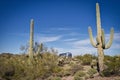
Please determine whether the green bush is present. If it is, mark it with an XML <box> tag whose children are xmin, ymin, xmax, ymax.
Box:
<box><xmin>70</xmin><ymin>64</ymin><xmax>83</xmax><ymax>75</ymax></box>
<box><xmin>102</xmin><ymin>55</ymin><xmax>120</xmax><ymax>77</ymax></box>
<box><xmin>101</xmin><ymin>69</ymin><xmax>112</xmax><ymax>77</ymax></box>
<box><xmin>81</xmin><ymin>54</ymin><xmax>92</xmax><ymax>65</ymax></box>
<box><xmin>87</xmin><ymin>68</ymin><xmax>97</xmax><ymax>78</ymax></box>
<box><xmin>74</xmin><ymin>55</ymin><xmax>83</xmax><ymax>61</ymax></box>
<box><xmin>74</xmin><ymin>71</ymin><xmax>86</xmax><ymax>80</ymax></box>
<box><xmin>75</xmin><ymin>71</ymin><xmax>86</xmax><ymax>77</ymax></box>
<box><xmin>0</xmin><ymin>53</ymin><xmax>61</xmax><ymax>80</ymax></box>
<box><xmin>74</xmin><ymin>76</ymin><xmax>84</xmax><ymax>80</ymax></box>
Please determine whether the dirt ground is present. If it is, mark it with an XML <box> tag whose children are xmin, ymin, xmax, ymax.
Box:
<box><xmin>87</xmin><ymin>76</ymin><xmax>120</xmax><ymax>80</ymax></box>
<box><xmin>61</xmin><ymin>76</ymin><xmax>120</xmax><ymax>80</ymax></box>
<box><xmin>62</xmin><ymin>76</ymin><xmax>74</xmax><ymax>80</ymax></box>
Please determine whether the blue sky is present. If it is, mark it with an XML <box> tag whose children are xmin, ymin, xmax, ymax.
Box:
<box><xmin>0</xmin><ymin>0</ymin><xmax>120</xmax><ymax>56</ymax></box>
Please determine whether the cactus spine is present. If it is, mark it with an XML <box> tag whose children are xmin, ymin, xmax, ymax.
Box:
<box><xmin>29</xmin><ymin>19</ymin><xmax>34</xmax><ymax>61</ymax></box>
<box><xmin>88</xmin><ymin>3</ymin><xmax>114</xmax><ymax>73</ymax></box>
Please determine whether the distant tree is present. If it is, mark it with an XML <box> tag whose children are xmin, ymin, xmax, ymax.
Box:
<box><xmin>50</xmin><ymin>47</ymin><xmax>58</xmax><ymax>54</ymax></box>
<box><xmin>20</xmin><ymin>45</ymin><xmax>25</xmax><ymax>51</ymax></box>
<box><xmin>34</xmin><ymin>42</ymin><xmax>39</xmax><ymax>53</ymax></box>
<box><xmin>20</xmin><ymin>43</ymin><xmax>29</xmax><ymax>54</ymax></box>
<box><xmin>20</xmin><ymin>42</ymin><xmax>57</xmax><ymax>56</ymax></box>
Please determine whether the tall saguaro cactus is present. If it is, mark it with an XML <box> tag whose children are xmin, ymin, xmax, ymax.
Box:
<box><xmin>29</xmin><ymin>19</ymin><xmax>34</xmax><ymax>61</ymax></box>
<box><xmin>88</xmin><ymin>3</ymin><xmax>114</xmax><ymax>73</ymax></box>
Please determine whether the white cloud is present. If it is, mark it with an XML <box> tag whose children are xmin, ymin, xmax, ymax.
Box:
<box><xmin>111</xmin><ymin>44</ymin><xmax>120</xmax><ymax>49</ymax></box>
<box><xmin>72</xmin><ymin>39</ymin><xmax>90</xmax><ymax>46</ymax></box>
<box><xmin>55</xmin><ymin>47</ymin><xmax>97</xmax><ymax>56</ymax></box>
<box><xmin>105</xmin><ymin>32</ymin><xmax>120</xmax><ymax>41</ymax></box>
<box><xmin>51</xmin><ymin>27</ymin><xmax>71</xmax><ymax>31</ymax></box>
<box><xmin>62</xmin><ymin>38</ymin><xmax>78</xmax><ymax>42</ymax></box>
<box><xmin>36</xmin><ymin>36</ymin><xmax>61</xmax><ymax>43</ymax></box>
<box><xmin>67</xmin><ymin>32</ymin><xmax>80</xmax><ymax>36</ymax></box>
<box><xmin>69</xmin><ymin>47</ymin><xmax>97</xmax><ymax>55</ymax></box>
<box><xmin>57</xmin><ymin>28</ymin><xmax>71</xmax><ymax>31</ymax></box>
<box><xmin>55</xmin><ymin>38</ymin><xmax>97</xmax><ymax>56</ymax></box>
<box><xmin>56</xmin><ymin>32</ymin><xmax>120</xmax><ymax>56</ymax></box>
<box><xmin>34</xmin><ymin>32</ymin><xmax>120</xmax><ymax>56</ymax></box>
<box><xmin>114</xmin><ymin>33</ymin><xmax>120</xmax><ymax>41</ymax></box>
<box><xmin>54</xmin><ymin>47</ymin><xmax>66</xmax><ymax>53</ymax></box>
<box><xmin>69</xmin><ymin>39</ymin><xmax>97</xmax><ymax>55</ymax></box>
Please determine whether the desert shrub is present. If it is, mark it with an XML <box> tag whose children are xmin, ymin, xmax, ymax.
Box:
<box><xmin>75</xmin><ymin>71</ymin><xmax>86</xmax><ymax>77</ymax></box>
<box><xmin>90</xmin><ymin>59</ymin><xmax>97</xmax><ymax>69</ymax></box>
<box><xmin>62</xmin><ymin>70</ymin><xmax>71</xmax><ymax>76</ymax></box>
<box><xmin>81</xmin><ymin>54</ymin><xmax>92</xmax><ymax>65</ymax></box>
<box><xmin>41</xmin><ymin>52</ymin><xmax>61</xmax><ymax>73</ymax></box>
<box><xmin>0</xmin><ymin>63</ymin><xmax>15</xmax><ymax>79</ymax></box>
<box><xmin>0</xmin><ymin>52</ymin><xmax>60</xmax><ymax>80</ymax></box>
<box><xmin>57</xmin><ymin>69</ymin><xmax>71</xmax><ymax>77</ymax></box>
<box><xmin>51</xmin><ymin>66</ymin><xmax>62</xmax><ymax>74</ymax></box>
<box><xmin>104</xmin><ymin>55</ymin><xmax>112</xmax><ymax>62</ymax></box>
<box><xmin>52</xmin><ymin>77</ymin><xmax>61</xmax><ymax>80</ymax></box>
<box><xmin>74</xmin><ymin>71</ymin><xmax>86</xmax><ymax>80</ymax></box>
<box><xmin>58</xmin><ymin>57</ymin><xmax>65</xmax><ymax>66</ymax></box>
<box><xmin>68</xmin><ymin>61</ymin><xmax>74</xmax><ymax>66</ymax></box>
<box><xmin>101</xmin><ymin>69</ymin><xmax>112</xmax><ymax>77</ymax></box>
<box><xmin>74</xmin><ymin>55</ymin><xmax>83</xmax><ymax>61</ymax></box>
<box><xmin>87</xmin><ymin>68</ymin><xmax>97</xmax><ymax>78</ymax></box>
<box><xmin>74</xmin><ymin>76</ymin><xmax>84</xmax><ymax>80</ymax></box>
<box><xmin>70</xmin><ymin>64</ymin><xmax>83</xmax><ymax>75</ymax></box>
<box><xmin>102</xmin><ymin>55</ymin><xmax>120</xmax><ymax>77</ymax></box>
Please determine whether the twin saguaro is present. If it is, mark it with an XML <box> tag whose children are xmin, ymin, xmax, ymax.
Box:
<box><xmin>28</xmin><ymin>3</ymin><xmax>114</xmax><ymax>74</ymax></box>
<box><xmin>88</xmin><ymin>3</ymin><xmax>114</xmax><ymax>73</ymax></box>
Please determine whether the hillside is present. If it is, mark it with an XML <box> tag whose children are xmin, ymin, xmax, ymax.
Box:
<box><xmin>0</xmin><ymin>53</ymin><xmax>120</xmax><ymax>80</ymax></box>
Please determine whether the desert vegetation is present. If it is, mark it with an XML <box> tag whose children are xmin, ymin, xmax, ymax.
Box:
<box><xmin>0</xmin><ymin>53</ymin><xmax>120</xmax><ymax>80</ymax></box>
<box><xmin>0</xmin><ymin>3</ymin><xmax>120</xmax><ymax>80</ymax></box>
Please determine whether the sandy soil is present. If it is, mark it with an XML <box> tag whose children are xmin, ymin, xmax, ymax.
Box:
<box><xmin>87</xmin><ymin>76</ymin><xmax>120</xmax><ymax>80</ymax></box>
<box><xmin>62</xmin><ymin>76</ymin><xmax>74</xmax><ymax>80</ymax></box>
<box><xmin>61</xmin><ymin>76</ymin><xmax>120</xmax><ymax>80</ymax></box>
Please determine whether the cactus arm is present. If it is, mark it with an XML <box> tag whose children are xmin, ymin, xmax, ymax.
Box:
<box><xmin>36</xmin><ymin>43</ymin><xmax>44</xmax><ymax>54</ymax></box>
<box><xmin>101</xmin><ymin>29</ymin><xmax>105</xmax><ymax>49</ymax></box>
<box><xmin>105</xmin><ymin>28</ymin><xmax>114</xmax><ymax>49</ymax></box>
<box><xmin>88</xmin><ymin>27</ymin><xmax>97</xmax><ymax>48</ymax></box>
<box><xmin>36</xmin><ymin>45</ymin><xmax>40</xmax><ymax>54</ymax></box>
<box><xmin>96</xmin><ymin>3</ymin><xmax>102</xmax><ymax>36</ymax></box>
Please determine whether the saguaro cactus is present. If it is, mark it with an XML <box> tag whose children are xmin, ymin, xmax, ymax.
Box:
<box><xmin>36</xmin><ymin>43</ymin><xmax>44</xmax><ymax>55</ymax></box>
<box><xmin>88</xmin><ymin>3</ymin><xmax>114</xmax><ymax>73</ymax></box>
<box><xmin>29</xmin><ymin>19</ymin><xmax>34</xmax><ymax>61</ymax></box>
